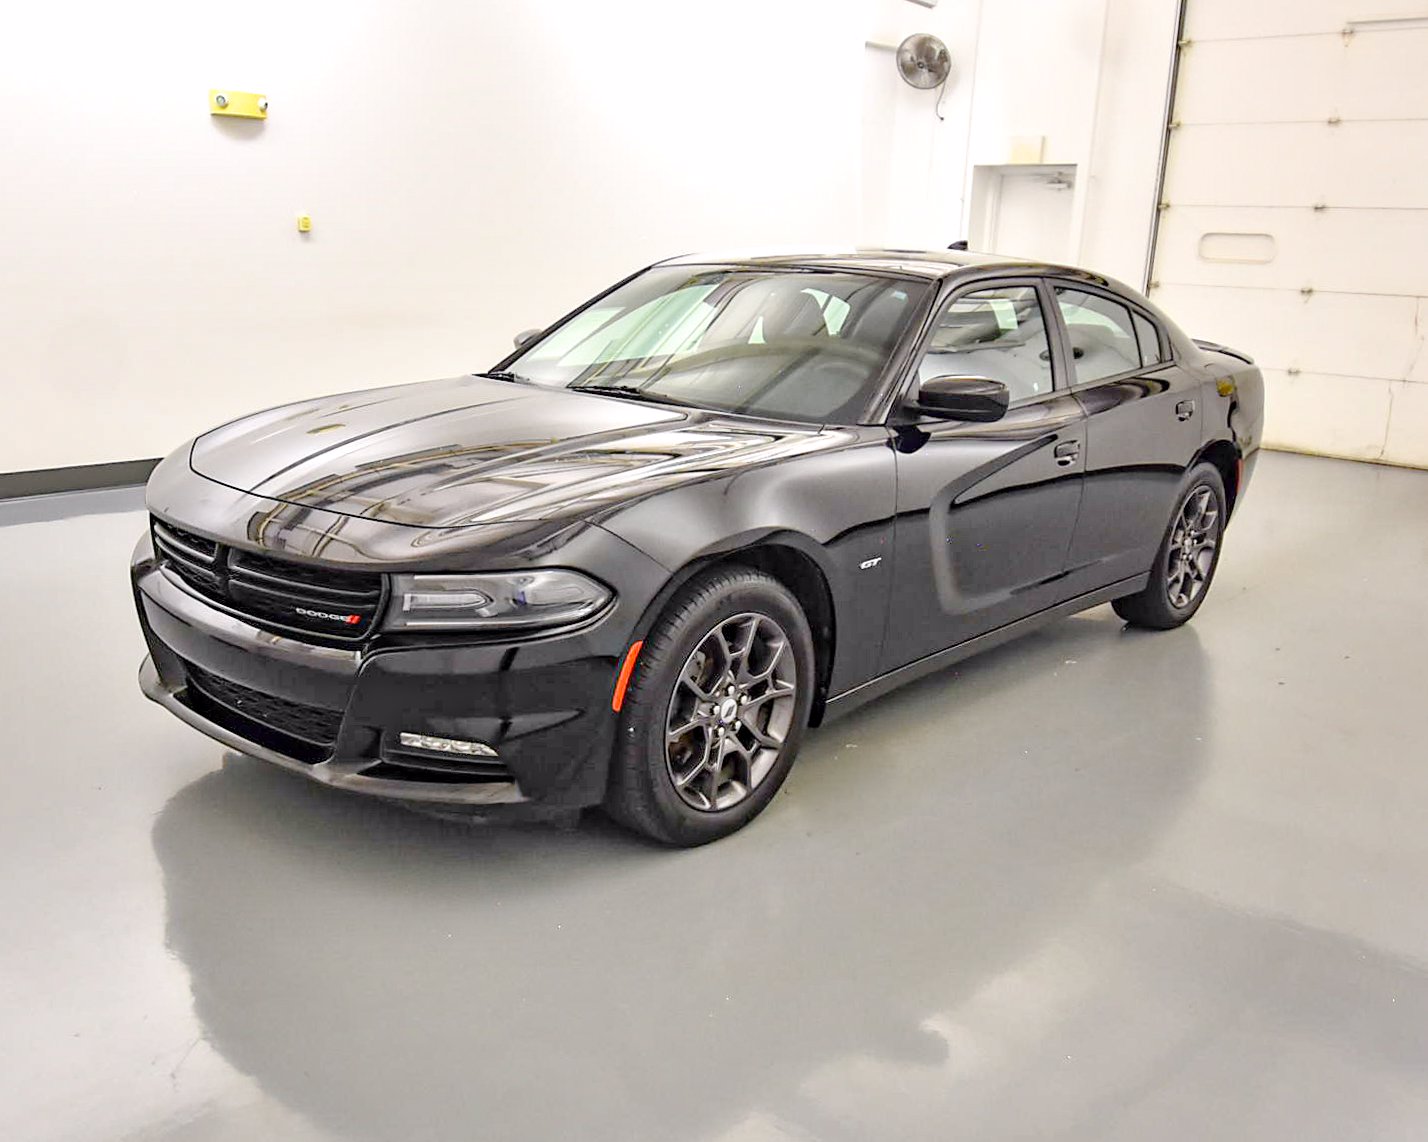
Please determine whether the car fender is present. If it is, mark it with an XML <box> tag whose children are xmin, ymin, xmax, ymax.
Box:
<box><xmin>598</xmin><ymin>430</ymin><xmax>896</xmax><ymax>698</ymax></box>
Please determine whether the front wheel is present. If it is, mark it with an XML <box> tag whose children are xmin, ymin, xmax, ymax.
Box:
<box><xmin>1113</xmin><ymin>463</ymin><xmax>1228</xmax><ymax>630</ymax></box>
<box><xmin>605</xmin><ymin>565</ymin><xmax>815</xmax><ymax>846</ymax></box>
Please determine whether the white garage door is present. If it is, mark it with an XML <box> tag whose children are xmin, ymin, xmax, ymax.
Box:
<box><xmin>1149</xmin><ymin>1</ymin><xmax>1428</xmax><ymax>467</ymax></box>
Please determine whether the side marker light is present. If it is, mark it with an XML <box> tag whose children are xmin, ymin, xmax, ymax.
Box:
<box><xmin>612</xmin><ymin>640</ymin><xmax>644</xmax><ymax>712</ymax></box>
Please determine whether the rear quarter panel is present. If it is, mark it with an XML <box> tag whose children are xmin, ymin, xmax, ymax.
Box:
<box><xmin>1195</xmin><ymin>348</ymin><xmax>1265</xmax><ymax>510</ymax></box>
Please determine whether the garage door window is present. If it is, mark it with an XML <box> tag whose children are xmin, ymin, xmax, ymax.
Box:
<box><xmin>918</xmin><ymin>286</ymin><xmax>1054</xmax><ymax>403</ymax></box>
<box><xmin>1054</xmin><ymin>288</ymin><xmax>1144</xmax><ymax>384</ymax></box>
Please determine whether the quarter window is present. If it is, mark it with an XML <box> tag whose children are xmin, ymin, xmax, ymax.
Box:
<box><xmin>1133</xmin><ymin>312</ymin><xmax>1164</xmax><ymax>365</ymax></box>
<box><xmin>1054</xmin><ymin>288</ymin><xmax>1143</xmax><ymax>384</ymax></box>
<box><xmin>917</xmin><ymin>285</ymin><xmax>1054</xmax><ymax>403</ymax></box>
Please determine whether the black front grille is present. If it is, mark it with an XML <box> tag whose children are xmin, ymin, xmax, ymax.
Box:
<box><xmin>152</xmin><ymin>517</ymin><xmax>386</xmax><ymax>642</ymax></box>
<box><xmin>184</xmin><ymin>661</ymin><xmax>343</xmax><ymax>763</ymax></box>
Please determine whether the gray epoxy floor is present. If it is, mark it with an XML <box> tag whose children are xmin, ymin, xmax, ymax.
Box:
<box><xmin>2</xmin><ymin>452</ymin><xmax>1427</xmax><ymax>1142</ymax></box>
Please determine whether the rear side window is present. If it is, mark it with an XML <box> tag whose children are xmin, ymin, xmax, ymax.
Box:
<box><xmin>1054</xmin><ymin>288</ymin><xmax>1143</xmax><ymax>384</ymax></box>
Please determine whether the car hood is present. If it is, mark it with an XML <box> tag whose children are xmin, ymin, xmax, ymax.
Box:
<box><xmin>189</xmin><ymin>375</ymin><xmax>825</xmax><ymax>528</ymax></box>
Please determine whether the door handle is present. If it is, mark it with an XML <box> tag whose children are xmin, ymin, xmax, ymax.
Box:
<box><xmin>1054</xmin><ymin>440</ymin><xmax>1080</xmax><ymax>467</ymax></box>
<box><xmin>1176</xmin><ymin>399</ymin><xmax>1196</xmax><ymax>421</ymax></box>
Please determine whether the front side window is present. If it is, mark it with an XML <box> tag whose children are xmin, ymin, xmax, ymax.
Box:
<box><xmin>506</xmin><ymin>267</ymin><xmax>928</xmax><ymax>425</ymax></box>
<box><xmin>916</xmin><ymin>285</ymin><xmax>1054</xmax><ymax>403</ymax></box>
<box><xmin>1054</xmin><ymin>288</ymin><xmax>1144</xmax><ymax>383</ymax></box>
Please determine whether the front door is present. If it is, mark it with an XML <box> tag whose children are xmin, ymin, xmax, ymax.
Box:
<box><xmin>882</xmin><ymin>280</ymin><xmax>1086</xmax><ymax>673</ymax></box>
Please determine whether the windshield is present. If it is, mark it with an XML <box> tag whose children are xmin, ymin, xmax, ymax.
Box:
<box><xmin>503</xmin><ymin>266</ymin><xmax>928</xmax><ymax>424</ymax></box>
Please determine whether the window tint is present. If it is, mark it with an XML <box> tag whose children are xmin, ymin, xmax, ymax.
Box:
<box><xmin>510</xmin><ymin>267</ymin><xmax>928</xmax><ymax>425</ymax></box>
<box><xmin>917</xmin><ymin>285</ymin><xmax>1053</xmax><ymax>403</ymax></box>
<box><xmin>1133</xmin><ymin>312</ymin><xmax>1163</xmax><ymax>365</ymax></box>
<box><xmin>1054</xmin><ymin>288</ymin><xmax>1142</xmax><ymax>383</ymax></box>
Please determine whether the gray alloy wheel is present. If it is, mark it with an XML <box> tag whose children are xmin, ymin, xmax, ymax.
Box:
<box><xmin>1165</xmin><ymin>484</ymin><xmax>1221</xmax><ymax>609</ymax></box>
<box><xmin>1113</xmin><ymin>461</ymin><xmax>1228</xmax><ymax>630</ymax></box>
<box><xmin>664</xmin><ymin>612</ymin><xmax>799</xmax><ymax>812</ymax></box>
<box><xmin>604</xmin><ymin>564</ymin><xmax>815</xmax><ymax>846</ymax></box>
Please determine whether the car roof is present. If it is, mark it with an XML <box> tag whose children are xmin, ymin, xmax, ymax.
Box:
<box><xmin>655</xmin><ymin>247</ymin><xmax>1085</xmax><ymax>282</ymax></box>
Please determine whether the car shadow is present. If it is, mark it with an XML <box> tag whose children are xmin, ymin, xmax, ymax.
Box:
<box><xmin>150</xmin><ymin>606</ymin><xmax>1212</xmax><ymax>1141</ymax></box>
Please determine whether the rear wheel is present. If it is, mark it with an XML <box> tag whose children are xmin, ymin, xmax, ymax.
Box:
<box><xmin>605</xmin><ymin>565</ymin><xmax>815</xmax><ymax>846</ymax></box>
<box><xmin>1113</xmin><ymin>463</ymin><xmax>1227</xmax><ymax>630</ymax></box>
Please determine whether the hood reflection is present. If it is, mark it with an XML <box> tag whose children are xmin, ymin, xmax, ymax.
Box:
<box><xmin>191</xmin><ymin>374</ymin><xmax>829</xmax><ymax>531</ymax></box>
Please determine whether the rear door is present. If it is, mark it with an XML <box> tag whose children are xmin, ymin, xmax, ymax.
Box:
<box><xmin>882</xmin><ymin>278</ymin><xmax>1086</xmax><ymax>673</ymax></box>
<box><xmin>1050</xmin><ymin>282</ymin><xmax>1206</xmax><ymax>592</ymax></box>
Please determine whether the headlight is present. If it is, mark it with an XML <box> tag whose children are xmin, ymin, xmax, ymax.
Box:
<box><xmin>384</xmin><ymin>570</ymin><xmax>612</xmax><ymax>631</ymax></box>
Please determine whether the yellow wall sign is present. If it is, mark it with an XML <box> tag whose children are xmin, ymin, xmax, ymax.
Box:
<box><xmin>210</xmin><ymin>90</ymin><xmax>268</xmax><ymax>119</ymax></box>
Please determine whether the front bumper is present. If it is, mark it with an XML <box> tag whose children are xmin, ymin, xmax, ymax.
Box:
<box><xmin>133</xmin><ymin>534</ymin><xmax>630</xmax><ymax>809</ymax></box>
<box><xmin>138</xmin><ymin>657</ymin><xmax>529</xmax><ymax>805</ymax></box>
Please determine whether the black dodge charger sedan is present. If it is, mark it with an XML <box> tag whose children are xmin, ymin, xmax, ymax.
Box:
<box><xmin>133</xmin><ymin>249</ymin><xmax>1264</xmax><ymax>844</ymax></box>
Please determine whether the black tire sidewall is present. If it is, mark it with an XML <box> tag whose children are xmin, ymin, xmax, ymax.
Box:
<box><xmin>1152</xmin><ymin>464</ymin><xmax>1227</xmax><ymax>622</ymax></box>
<box><xmin>617</xmin><ymin>568</ymin><xmax>815</xmax><ymax>845</ymax></box>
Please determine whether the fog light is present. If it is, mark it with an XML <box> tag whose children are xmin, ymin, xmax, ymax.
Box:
<box><xmin>398</xmin><ymin>732</ymin><xmax>498</xmax><ymax>758</ymax></box>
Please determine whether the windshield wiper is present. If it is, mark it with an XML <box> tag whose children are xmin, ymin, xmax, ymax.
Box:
<box><xmin>572</xmin><ymin>385</ymin><xmax>698</xmax><ymax>409</ymax></box>
<box><xmin>474</xmin><ymin>370</ymin><xmax>526</xmax><ymax>383</ymax></box>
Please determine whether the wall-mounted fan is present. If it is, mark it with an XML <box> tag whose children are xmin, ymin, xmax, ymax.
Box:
<box><xmin>896</xmin><ymin>33</ymin><xmax>952</xmax><ymax>90</ymax></box>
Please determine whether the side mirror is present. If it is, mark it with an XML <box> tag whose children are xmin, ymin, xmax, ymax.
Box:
<box><xmin>911</xmin><ymin>375</ymin><xmax>1010</xmax><ymax>422</ymax></box>
<box><xmin>513</xmin><ymin>328</ymin><xmax>543</xmax><ymax>350</ymax></box>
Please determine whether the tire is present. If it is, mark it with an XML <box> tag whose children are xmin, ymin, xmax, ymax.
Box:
<box><xmin>605</xmin><ymin>565</ymin><xmax>816</xmax><ymax>846</ymax></box>
<box><xmin>1113</xmin><ymin>463</ymin><xmax>1227</xmax><ymax>630</ymax></box>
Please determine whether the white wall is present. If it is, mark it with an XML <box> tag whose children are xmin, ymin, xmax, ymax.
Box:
<box><xmin>860</xmin><ymin>0</ymin><xmax>981</xmax><ymax>247</ymax></box>
<box><xmin>2</xmin><ymin>0</ymin><xmax>1181</xmax><ymax>475</ymax></box>
<box><xmin>959</xmin><ymin>0</ymin><xmax>1178</xmax><ymax>287</ymax></box>
<box><xmin>0</xmin><ymin>0</ymin><xmax>868</xmax><ymax>472</ymax></box>
<box><xmin>964</xmin><ymin>0</ymin><xmax>1108</xmax><ymax>171</ymax></box>
<box><xmin>858</xmin><ymin>0</ymin><xmax>1178</xmax><ymax>276</ymax></box>
<box><xmin>859</xmin><ymin>0</ymin><xmax>1177</xmax><ymax>284</ymax></box>
<box><xmin>1081</xmin><ymin>0</ymin><xmax>1182</xmax><ymax>286</ymax></box>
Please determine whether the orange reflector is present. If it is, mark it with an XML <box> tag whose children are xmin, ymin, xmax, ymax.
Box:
<box><xmin>612</xmin><ymin>640</ymin><xmax>644</xmax><ymax>712</ymax></box>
